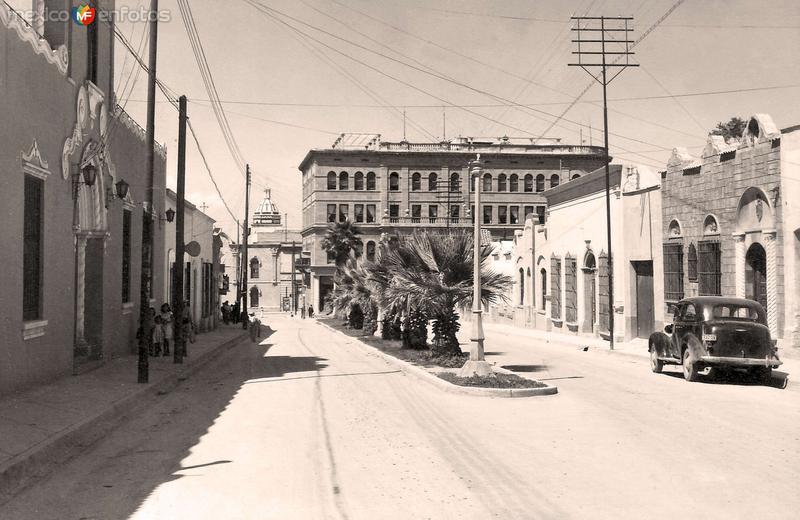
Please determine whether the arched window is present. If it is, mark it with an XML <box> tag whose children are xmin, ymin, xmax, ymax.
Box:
<box><xmin>354</xmin><ymin>171</ymin><xmax>364</xmax><ymax>190</ymax></box>
<box><xmin>519</xmin><ymin>268</ymin><xmax>525</xmax><ymax>305</ymax></box>
<box><xmin>524</xmin><ymin>174</ymin><xmax>533</xmax><ymax>192</ymax></box>
<box><xmin>366</xmin><ymin>241</ymin><xmax>376</xmax><ymax>262</ymax></box>
<box><xmin>688</xmin><ymin>243</ymin><xmax>698</xmax><ymax>282</ymax></box>
<box><xmin>540</xmin><ymin>268</ymin><xmax>547</xmax><ymax>310</ymax></box>
<box><xmin>428</xmin><ymin>172</ymin><xmax>438</xmax><ymax>191</ymax></box>
<box><xmin>389</xmin><ymin>172</ymin><xmax>399</xmax><ymax>191</ymax></box>
<box><xmin>536</xmin><ymin>174</ymin><xmax>545</xmax><ymax>192</ymax></box>
<box><xmin>571</xmin><ymin>173</ymin><xmax>581</xmax><ymax>181</ymax></box>
<box><xmin>550</xmin><ymin>174</ymin><xmax>560</xmax><ymax>189</ymax></box>
<box><xmin>249</xmin><ymin>286</ymin><xmax>259</xmax><ymax>308</ymax></box>
<box><xmin>450</xmin><ymin>172</ymin><xmax>459</xmax><ymax>192</ymax></box>
<box><xmin>339</xmin><ymin>171</ymin><xmax>349</xmax><ymax>190</ymax></box>
<box><xmin>497</xmin><ymin>174</ymin><xmax>507</xmax><ymax>192</ymax></box>
<box><xmin>366</xmin><ymin>171</ymin><xmax>376</xmax><ymax>190</ymax></box>
<box><xmin>327</xmin><ymin>171</ymin><xmax>337</xmax><ymax>190</ymax></box>
<box><xmin>250</xmin><ymin>257</ymin><xmax>259</xmax><ymax>279</ymax></box>
<box><xmin>411</xmin><ymin>172</ymin><xmax>421</xmax><ymax>191</ymax></box>
<box><xmin>509</xmin><ymin>174</ymin><xmax>519</xmax><ymax>192</ymax></box>
<box><xmin>483</xmin><ymin>173</ymin><xmax>492</xmax><ymax>192</ymax></box>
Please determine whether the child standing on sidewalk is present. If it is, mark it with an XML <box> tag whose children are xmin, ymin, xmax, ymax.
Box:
<box><xmin>152</xmin><ymin>315</ymin><xmax>164</xmax><ymax>356</ymax></box>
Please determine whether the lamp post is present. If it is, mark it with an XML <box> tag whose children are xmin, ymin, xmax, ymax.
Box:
<box><xmin>458</xmin><ymin>154</ymin><xmax>494</xmax><ymax>377</ymax></box>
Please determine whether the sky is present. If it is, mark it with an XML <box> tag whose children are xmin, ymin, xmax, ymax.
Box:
<box><xmin>10</xmin><ymin>0</ymin><xmax>800</xmax><ymax>240</ymax></box>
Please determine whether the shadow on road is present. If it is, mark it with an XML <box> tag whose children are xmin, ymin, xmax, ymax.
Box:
<box><xmin>501</xmin><ymin>364</ymin><xmax>548</xmax><ymax>373</ymax></box>
<box><xmin>659</xmin><ymin>368</ymin><xmax>790</xmax><ymax>389</ymax></box>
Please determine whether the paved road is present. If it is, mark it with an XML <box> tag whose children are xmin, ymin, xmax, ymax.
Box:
<box><xmin>2</xmin><ymin>315</ymin><xmax>798</xmax><ymax>519</ymax></box>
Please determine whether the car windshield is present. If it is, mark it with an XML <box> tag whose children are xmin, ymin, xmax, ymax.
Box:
<box><xmin>708</xmin><ymin>304</ymin><xmax>762</xmax><ymax>322</ymax></box>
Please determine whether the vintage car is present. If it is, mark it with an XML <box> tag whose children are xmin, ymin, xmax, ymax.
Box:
<box><xmin>648</xmin><ymin>296</ymin><xmax>782</xmax><ymax>382</ymax></box>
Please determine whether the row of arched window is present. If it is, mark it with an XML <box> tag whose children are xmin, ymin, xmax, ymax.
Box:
<box><xmin>327</xmin><ymin>171</ymin><xmax>377</xmax><ymax>191</ymax></box>
<box><xmin>327</xmin><ymin>170</ymin><xmax>581</xmax><ymax>192</ymax></box>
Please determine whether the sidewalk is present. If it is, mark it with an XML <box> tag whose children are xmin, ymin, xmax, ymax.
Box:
<box><xmin>0</xmin><ymin>325</ymin><xmax>247</xmax><ymax>503</ymax></box>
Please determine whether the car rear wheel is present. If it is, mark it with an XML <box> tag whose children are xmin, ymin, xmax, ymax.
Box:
<box><xmin>682</xmin><ymin>348</ymin><xmax>699</xmax><ymax>382</ymax></box>
<box><xmin>649</xmin><ymin>347</ymin><xmax>663</xmax><ymax>373</ymax></box>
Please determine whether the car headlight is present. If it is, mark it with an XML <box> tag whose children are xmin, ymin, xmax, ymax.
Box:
<box><xmin>702</xmin><ymin>333</ymin><xmax>717</xmax><ymax>342</ymax></box>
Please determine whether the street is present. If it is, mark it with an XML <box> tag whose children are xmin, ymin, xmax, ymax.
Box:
<box><xmin>2</xmin><ymin>315</ymin><xmax>798</xmax><ymax>520</ymax></box>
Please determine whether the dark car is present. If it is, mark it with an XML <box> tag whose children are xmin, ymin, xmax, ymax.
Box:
<box><xmin>648</xmin><ymin>297</ymin><xmax>782</xmax><ymax>382</ymax></box>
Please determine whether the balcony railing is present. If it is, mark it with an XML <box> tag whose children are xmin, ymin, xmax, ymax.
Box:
<box><xmin>384</xmin><ymin>217</ymin><xmax>472</xmax><ymax>226</ymax></box>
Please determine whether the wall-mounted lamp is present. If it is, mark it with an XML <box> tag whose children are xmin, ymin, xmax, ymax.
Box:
<box><xmin>115</xmin><ymin>179</ymin><xmax>129</xmax><ymax>199</ymax></box>
<box><xmin>73</xmin><ymin>163</ymin><xmax>97</xmax><ymax>200</ymax></box>
<box><xmin>165</xmin><ymin>208</ymin><xmax>175</xmax><ymax>223</ymax></box>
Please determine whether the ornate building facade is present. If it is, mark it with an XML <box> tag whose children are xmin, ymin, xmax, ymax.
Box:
<box><xmin>0</xmin><ymin>1</ymin><xmax>168</xmax><ymax>395</ymax></box>
<box><xmin>661</xmin><ymin>114</ymin><xmax>800</xmax><ymax>348</ymax></box>
<box><xmin>299</xmin><ymin>134</ymin><xmax>608</xmax><ymax>311</ymax></box>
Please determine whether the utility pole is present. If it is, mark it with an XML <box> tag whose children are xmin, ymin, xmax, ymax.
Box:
<box><xmin>241</xmin><ymin>165</ymin><xmax>251</xmax><ymax>329</ymax></box>
<box><xmin>173</xmin><ymin>95</ymin><xmax>187</xmax><ymax>364</ymax></box>
<box><xmin>569</xmin><ymin>15</ymin><xmax>638</xmax><ymax>350</ymax></box>
<box><xmin>235</xmin><ymin>218</ymin><xmax>241</xmax><ymax>307</ymax></box>
<box><xmin>291</xmin><ymin>240</ymin><xmax>297</xmax><ymax>315</ymax></box>
<box><xmin>137</xmin><ymin>0</ymin><xmax>159</xmax><ymax>383</ymax></box>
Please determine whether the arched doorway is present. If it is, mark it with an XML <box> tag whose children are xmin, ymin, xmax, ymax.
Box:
<box><xmin>519</xmin><ymin>268</ymin><xmax>525</xmax><ymax>305</ymax></box>
<box><xmin>582</xmin><ymin>252</ymin><xmax>597</xmax><ymax>333</ymax></box>
<box><xmin>745</xmin><ymin>243</ymin><xmax>767</xmax><ymax>314</ymax></box>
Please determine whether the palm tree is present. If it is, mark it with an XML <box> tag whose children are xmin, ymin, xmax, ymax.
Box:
<box><xmin>368</xmin><ymin>231</ymin><xmax>511</xmax><ymax>357</ymax></box>
<box><xmin>322</xmin><ymin>221</ymin><xmax>363</xmax><ymax>266</ymax></box>
<box><xmin>329</xmin><ymin>252</ymin><xmax>377</xmax><ymax>333</ymax></box>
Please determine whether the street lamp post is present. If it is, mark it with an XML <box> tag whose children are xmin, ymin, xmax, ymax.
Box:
<box><xmin>458</xmin><ymin>154</ymin><xmax>494</xmax><ymax>378</ymax></box>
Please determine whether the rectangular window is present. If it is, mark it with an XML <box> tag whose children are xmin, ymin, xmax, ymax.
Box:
<box><xmin>23</xmin><ymin>176</ymin><xmax>43</xmax><ymax>321</ymax></box>
<box><xmin>354</xmin><ymin>204</ymin><xmax>364</xmax><ymax>223</ymax></box>
<box><xmin>428</xmin><ymin>205</ymin><xmax>438</xmax><ymax>222</ymax></box>
<box><xmin>663</xmin><ymin>243</ymin><xmax>685</xmax><ymax>301</ymax></box>
<box><xmin>536</xmin><ymin>206</ymin><xmax>546</xmax><ymax>224</ymax></box>
<box><xmin>389</xmin><ymin>204</ymin><xmax>399</xmax><ymax>222</ymax></box>
<box><xmin>327</xmin><ymin>204</ymin><xmax>336</xmax><ymax>223</ymax></box>
<box><xmin>338</xmin><ymin>204</ymin><xmax>348</xmax><ymax>222</ymax></box>
<box><xmin>326</xmin><ymin>251</ymin><xmax>336</xmax><ymax>264</ymax></box>
<box><xmin>450</xmin><ymin>205</ymin><xmax>459</xmax><ymax>223</ymax></box>
<box><xmin>122</xmin><ymin>209</ymin><xmax>132</xmax><ymax>303</ymax></box>
<box><xmin>565</xmin><ymin>256</ymin><xmax>577</xmax><ymax>323</ymax></box>
<box><xmin>550</xmin><ymin>257</ymin><xmax>561</xmax><ymax>321</ymax></box>
<box><xmin>411</xmin><ymin>204</ymin><xmax>421</xmax><ymax>223</ymax></box>
<box><xmin>599</xmin><ymin>253</ymin><xmax>609</xmax><ymax>331</ymax></box>
<box><xmin>498</xmin><ymin>206</ymin><xmax>507</xmax><ymax>224</ymax></box>
<box><xmin>366</xmin><ymin>204</ymin><xmax>376</xmax><ymax>223</ymax></box>
<box><xmin>510</xmin><ymin>206</ymin><xmax>519</xmax><ymax>225</ymax></box>
<box><xmin>698</xmin><ymin>240</ymin><xmax>722</xmax><ymax>296</ymax></box>
<box><xmin>524</xmin><ymin>206</ymin><xmax>534</xmax><ymax>220</ymax></box>
<box><xmin>471</xmin><ymin>204</ymin><xmax>475</xmax><ymax>223</ymax></box>
<box><xmin>483</xmin><ymin>205</ymin><xmax>492</xmax><ymax>224</ymax></box>
<box><xmin>87</xmin><ymin>21</ymin><xmax>98</xmax><ymax>85</ymax></box>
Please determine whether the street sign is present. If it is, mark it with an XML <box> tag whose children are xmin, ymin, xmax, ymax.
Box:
<box><xmin>186</xmin><ymin>241</ymin><xmax>201</xmax><ymax>257</ymax></box>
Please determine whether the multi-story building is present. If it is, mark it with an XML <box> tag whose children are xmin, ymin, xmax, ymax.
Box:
<box><xmin>661</xmin><ymin>114</ymin><xmax>800</xmax><ymax>349</ymax></box>
<box><xmin>0</xmin><ymin>1</ymin><xmax>167</xmax><ymax>395</ymax></box>
<box><xmin>299</xmin><ymin>134</ymin><xmax>607</xmax><ymax>311</ymax></box>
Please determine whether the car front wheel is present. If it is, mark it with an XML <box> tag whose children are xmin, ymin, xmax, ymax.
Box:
<box><xmin>682</xmin><ymin>348</ymin><xmax>699</xmax><ymax>382</ymax></box>
<box><xmin>650</xmin><ymin>347</ymin><xmax>664</xmax><ymax>373</ymax></box>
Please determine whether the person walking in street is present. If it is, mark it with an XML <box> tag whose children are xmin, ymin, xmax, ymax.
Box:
<box><xmin>152</xmin><ymin>315</ymin><xmax>164</xmax><ymax>356</ymax></box>
<box><xmin>160</xmin><ymin>303</ymin><xmax>173</xmax><ymax>356</ymax></box>
<box><xmin>248</xmin><ymin>313</ymin><xmax>261</xmax><ymax>343</ymax></box>
<box><xmin>308</xmin><ymin>305</ymin><xmax>314</xmax><ymax>318</ymax></box>
<box><xmin>182</xmin><ymin>301</ymin><xmax>195</xmax><ymax>357</ymax></box>
<box><xmin>221</xmin><ymin>301</ymin><xmax>231</xmax><ymax>325</ymax></box>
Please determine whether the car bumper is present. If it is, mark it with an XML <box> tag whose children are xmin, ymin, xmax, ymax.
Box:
<box><xmin>700</xmin><ymin>355</ymin><xmax>782</xmax><ymax>367</ymax></box>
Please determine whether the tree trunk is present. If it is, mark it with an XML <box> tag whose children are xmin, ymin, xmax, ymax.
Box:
<box><xmin>431</xmin><ymin>304</ymin><xmax>461</xmax><ymax>357</ymax></box>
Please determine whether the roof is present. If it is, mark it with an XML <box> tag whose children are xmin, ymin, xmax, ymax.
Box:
<box><xmin>679</xmin><ymin>296</ymin><xmax>762</xmax><ymax>307</ymax></box>
<box><xmin>252</xmin><ymin>189</ymin><xmax>282</xmax><ymax>227</ymax></box>
<box><xmin>543</xmin><ymin>164</ymin><xmax>622</xmax><ymax>206</ymax></box>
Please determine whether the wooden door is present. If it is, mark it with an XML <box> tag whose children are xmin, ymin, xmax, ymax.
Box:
<box><xmin>634</xmin><ymin>261</ymin><xmax>654</xmax><ymax>338</ymax></box>
<box><xmin>746</xmin><ymin>243</ymin><xmax>768</xmax><ymax>315</ymax></box>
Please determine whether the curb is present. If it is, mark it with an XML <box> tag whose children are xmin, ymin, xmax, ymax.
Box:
<box><xmin>0</xmin><ymin>331</ymin><xmax>248</xmax><ymax>502</ymax></box>
<box><xmin>317</xmin><ymin>322</ymin><xmax>557</xmax><ymax>398</ymax></box>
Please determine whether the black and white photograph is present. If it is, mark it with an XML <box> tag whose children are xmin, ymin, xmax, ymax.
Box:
<box><xmin>0</xmin><ymin>0</ymin><xmax>798</xmax><ymax>518</ymax></box>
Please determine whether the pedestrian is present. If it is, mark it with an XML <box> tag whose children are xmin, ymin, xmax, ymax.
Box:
<box><xmin>152</xmin><ymin>315</ymin><xmax>164</xmax><ymax>356</ymax></box>
<box><xmin>232</xmin><ymin>301</ymin><xmax>240</xmax><ymax>324</ymax></box>
<box><xmin>182</xmin><ymin>300</ymin><xmax>195</xmax><ymax>350</ymax></box>
<box><xmin>160</xmin><ymin>303</ymin><xmax>173</xmax><ymax>356</ymax></box>
<box><xmin>248</xmin><ymin>313</ymin><xmax>262</xmax><ymax>343</ymax></box>
<box><xmin>308</xmin><ymin>305</ymin><xmax>314</xmax><ymax>318</ymax></box>
<box><xmin>221</xmin><ymin>301</ymin><xmax>231</xmax><ymax>325</ymax></box>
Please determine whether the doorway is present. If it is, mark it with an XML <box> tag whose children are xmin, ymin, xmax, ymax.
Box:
<box><xmin>83</xmin><ymin>237</ymin><xmax>105</xmax><ymax>359</ymax></box>
<box><xmin>633</xmin><ymin>261</ymin><xmax>654</xmax><ymax>338</ymax></box>
<box><xmin>745</xmin><ymin>243</ymin><xmax>767</xmax><ymax>314</ymax></box>
<box><xmin>319</xmin><ymin>276</ymin><xmax>334</xmax><ymax>312</ymax></box>
<box><xmin>582</xmin><ymin>253</ymin><xmax>597</xmax><ymax>333</ymax></box>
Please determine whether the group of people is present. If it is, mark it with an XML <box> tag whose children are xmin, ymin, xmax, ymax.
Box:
<box><xmin>138</xmin><ymin>302</ymin><xmax>195</xmax><ymax>357</ymax></box>
<box><xmin>220</xmin><ymin>301</ymin><xmax>242</xmax><ymax>325</ymax></box>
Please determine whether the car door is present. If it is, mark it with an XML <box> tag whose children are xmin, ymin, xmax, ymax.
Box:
<box><xmin>669</xmin><ymin>303</ymin><xmax>684</xmax><ymax>358</ymax></box>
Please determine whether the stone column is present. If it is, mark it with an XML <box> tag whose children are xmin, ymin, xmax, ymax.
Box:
<box><xmin>733</xmin><ymin>232</ymin><xmax>746</xmax><ymax>298</ymax></box>
<box><xmin>764</xmin><ymin>229</ymin><xmax>779</xmax><ymax>337</ymax></box>
<box><xmin>75</xmin><ymin>235</ymin><xmax>88</xmax><ymax>351</ymax></box>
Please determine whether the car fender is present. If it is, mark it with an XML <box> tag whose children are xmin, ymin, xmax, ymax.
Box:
<box><xmin>684</xmin><ymin>334</ymin><xmax>705</xmax><ymax>361</ymax></box>
<box><xmin>648</xmin><ymin>332</ymin><xmax>670</xmax><ymax>357</ymax></box>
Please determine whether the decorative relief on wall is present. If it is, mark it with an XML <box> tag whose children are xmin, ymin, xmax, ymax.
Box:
<box><xmin>0</xmin><ymin>3</ymin><xmax>68</xmax><ymax>75</ymax></box>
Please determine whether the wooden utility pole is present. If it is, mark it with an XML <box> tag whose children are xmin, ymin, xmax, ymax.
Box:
<box><xmin>137</xmin><ymin>0</ymin><xmax>159</xmax><ymax>383</ymax></box>
<box><xmin>291</xmin><ymin>240</ymin><xmax>296</xmax><ymax>315</ymax></box>
<box><xmin>241</xmin><ymin>165</ymin><xmax>251</xmax><ymax>328</ymax></box>
<box><xmin>173</xmin><ymin>95</ymin><xmax>187</xmax><ymax>364</ymax></box>
<box><xmin>569</xmin><ymin>15</ymin><xmax>638</xmax><ymax>350</ymax></box>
